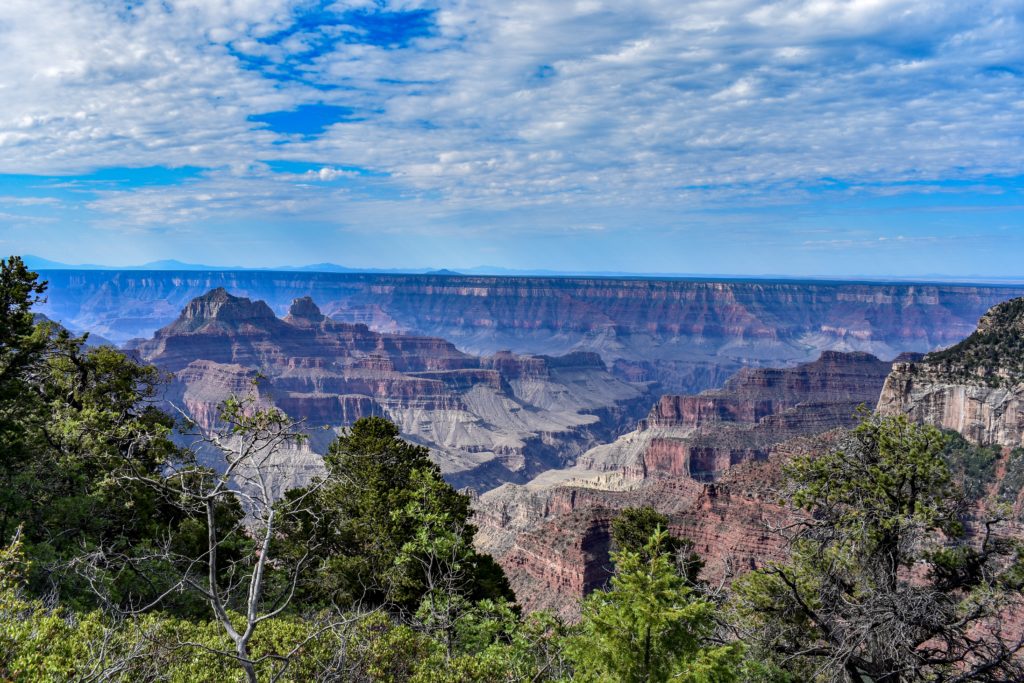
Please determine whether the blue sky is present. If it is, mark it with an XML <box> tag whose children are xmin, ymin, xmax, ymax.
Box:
<box><xmin>0</xmin><ymin>0</ymin><xmax>1022</xmax><ymax>277</ymax></box>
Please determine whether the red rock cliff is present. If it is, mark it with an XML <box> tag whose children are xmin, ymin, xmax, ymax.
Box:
<box><xmin>139</xmin><ymin>290</ymin><xmax>654</xmax><ymax>492</ymax></box>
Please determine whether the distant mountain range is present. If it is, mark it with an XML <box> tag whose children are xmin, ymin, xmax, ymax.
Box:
<box><xmin>21</xmin><ymin>255</ymin><xmax>570</xmax><ymax>277</ymax></box>
<box><xmin>21</xmin><ymin>255</ymin><xmax>660</xmax><ymax>278</ymax></box>
<box><xmin>22</xmin><ymin>255</ymin><xmax>448</xmax><ymax>275</ymax></box>
<box><xmin>20</xmin><ymin>254</ymin><xmax>1024</xmax><ymax>284</ymax></box>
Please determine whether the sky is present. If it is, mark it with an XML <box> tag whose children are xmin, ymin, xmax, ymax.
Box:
<box><xmin>0</xmin><ymin>0</ymin><xmax>1022</xmax><ymax>277</ymax></box>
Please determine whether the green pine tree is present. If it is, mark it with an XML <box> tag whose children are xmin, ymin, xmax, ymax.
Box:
<box><xmin>569</xmin><ymin>527</ymin><xmax>741</xmax><ymax>683</ymax></box>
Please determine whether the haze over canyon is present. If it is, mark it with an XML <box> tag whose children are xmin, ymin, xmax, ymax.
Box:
<box><xmin>38</xmin><ymin>269</ymin><xmax>1024</xmax><ymax>396</ymax></box>
<box><xmin>32</xmin><ymin>268</ymin><xmax>1024</xmax><ymax>617</ymax></box>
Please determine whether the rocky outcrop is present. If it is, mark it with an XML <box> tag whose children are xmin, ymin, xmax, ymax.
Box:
<box><xmin>474</xmin><ymin>433</ymin><xmax>833</xmax><ymax>618</ymax></box>
<box><xmin>285</xmin><ymin>296</ymin><xmax>326</xmax><ymax>324</ymax></box>
<box><xmin>878</xmin><ymin>297</ymin><xmax>1024</xmax><ymax>447</ymax></box>
<box><xmin>473</xmin><ymin>349</ymin><xmax>891</xmax><ymax>615</ymax></box>
<box><xmin>138</xmin><ymin>290</ymin><xmax>654</xmax><ymax>491</ymax></box>
<box><xmin>644</xmin><ymin>351</ymin><xmax>891</xmax><ymax>427</ymax></box>
<box><xmin>163</xmin><ymin>287</ymin><xmax>283</xmax><ymax>335</ymax></box>
<box><xmin>571</xmin><ymin>350</ymin><xmax>892</xmax><ymax>481</ymax></box>
<box><xmin>878</xmin><ymin>366</ymin><xmax>1024</xmax><ymax>447</ymax></box>
<box><xmin>38</xmin><ymin>270</ymin><xmax>1024</xmax><ymax>394</ymax></box>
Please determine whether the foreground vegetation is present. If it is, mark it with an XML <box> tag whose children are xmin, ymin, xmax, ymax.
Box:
<box><xmin>1</xmin><ymin>256</ymin><xmax>1022</xmax><ymax>681</ymax></box>
<box><xmin>923</xmin><ymin>296</ymin><xmax>1024</xmax><ymax>386</ymax></box>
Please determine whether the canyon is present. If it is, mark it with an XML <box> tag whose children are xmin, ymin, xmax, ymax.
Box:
<box><xmin>43</xmin><ymin>270</ymin><xmax>1024</xmax><ymax>618</ymax></box>
<box><xmin>473</xmin><ymin>297</ymin><xmax>1024</xmax><ymax>617</ymax></box>
<box><xmin>133</xmin><ymin>288</ymin><xmax>653</xmax><ymax>492</ymax></box>
<box><xmin>37</xmin><ymin>269</ymin><xmax>1024</xmax><ymax>394</ymax></box>
<box><xmin>472</xmin><ymin>350</ymin><xmax>895</xmax><ymax>616</ymax></box>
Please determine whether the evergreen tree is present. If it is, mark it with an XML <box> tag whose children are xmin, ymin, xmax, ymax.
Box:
<box><xmin>277</xmin><ymin>417</ymin><xmax>512</xmax><ymax>610</ymax></box>
<box><xmin>732</xmin><ymin>414</ymin><xmax>1024</xmax><ymax>682</ymax></box>
<box><xmin>569</xmin><ymin>527</ymin><xmax>741</xmax><ymax>682</ymax></box>
<box><xmin>611</xmin><ymin>506</ymin><xmax>704</xmax><ymax>583</ymax></box>
<box><xmin>0</xmin><ymin>257</ymin><xmax>187</xmax><ymax>605</ymax></box>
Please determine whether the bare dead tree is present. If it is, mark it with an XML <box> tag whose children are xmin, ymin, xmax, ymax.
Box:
<box><xmin>167</xmin><ymin>394</ymin><xmax>329</xmax><ymax>682</ymax></box>
<box><xmin>69</xmin><ymin>390</ymin><xmax>340</xmax><ymax>682</ymax></box>
<box><xmin>406</xmin><ymin>517</ymin><xmax>475</xmax><ymax>661</ymax></box>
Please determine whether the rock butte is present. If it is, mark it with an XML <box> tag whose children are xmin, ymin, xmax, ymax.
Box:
<box><xmin>133</xmin><ymin>289</ymin><xmax>654</xmax><ymax>493</ymax></box>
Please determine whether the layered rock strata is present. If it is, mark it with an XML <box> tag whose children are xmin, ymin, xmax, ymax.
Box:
<box><xmin>39</xmin><ymin>269</ymin><xmax>1024</xmax><ymax>394</ymax></box>
<box><xmin>474</xmin><ymin>351</ymin><xmax>894</xmax><ymax>616</ymax></box>
<box><xmin>878</xmin><ymin>297</ymin><xmax>1024</xmax><ymax>447</ymax></box>
<box><xmin>474</xmin><ymin>433</ymin><xmax>834</xmax><ymax>618</ymax></box>
<box><xmin>135</xmin><ymin>290</ymin><xmax>653</xmax><ymax>491</ymax></box>
<box><xmin>558</xmin><ymin>350</ymin><xmax>892</xmax><ymax>482</ymax></box>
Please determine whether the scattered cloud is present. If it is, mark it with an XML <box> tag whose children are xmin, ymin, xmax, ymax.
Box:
<box><xmin>0</xmin><ymin>195</ymin><xmax>62</xmax><ymax>207</ymax></box>
<box><xmin>0</xmin><ymin>0</ymin><xmax>1021</xmax><ymax>273</ymax></box>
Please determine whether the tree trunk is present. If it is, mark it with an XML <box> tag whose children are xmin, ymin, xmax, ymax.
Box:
<box><xmin>237</xmin><ymin>639</ymin><xmax>257</xmax><ymax>683</ymax></box>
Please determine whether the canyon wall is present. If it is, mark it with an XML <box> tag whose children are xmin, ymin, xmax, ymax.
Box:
<box><xmin>878</xmin><ymin>365</ymin><xmax>1024</xmax><ymax>447</ymax></box>
<box><xmin>560</xmin><ymin>350</ymin><xmax>892</xmax><ymax>482</ymax></box>
<box><xmin>476</xmin><ymin>296</ymin><xmax>1024</xmax><ymax>618</ymax></box>
<box><xmin>474</xmin><ymin>351</ymin><xmax>893</xmax><ymax>615</ymax></box>
<box><xmin>37</xmin><ymin>270</ymin><xmax>1024</xmax><ymax>393</ymax></box>
<box><xmin>136</xmin><ymin>289</ymin><xmax>654</xmax><ymax>492</ymax></box>
<box><xmin>474</xmin><ymin>434</ymin><xmax>832</xmax><ymax>619</ymax></box>
<box><xmin>878</xmin><ymin>297</ymin><xmax>1024</xmax><ymax>447</ymax></box>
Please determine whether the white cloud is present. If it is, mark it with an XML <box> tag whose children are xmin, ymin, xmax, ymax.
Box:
<box><xmin>0</xmin><ymin>0</ymin><xmax>1020</xmax><ymax>231</ymax></box>
<box><xmin>307</xmin><ymin>167</ymin><xmax>357</xmax><ymax>181</ymax></box>
<box><xmin>0</xmin><ymin>196</ymin><xmax>62</xmax><ymax>206</ymax></box>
